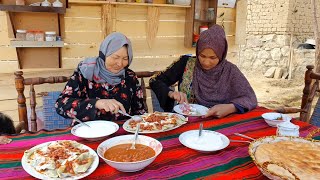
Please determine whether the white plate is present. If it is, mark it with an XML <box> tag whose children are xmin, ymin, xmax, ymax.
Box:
<box><xmin>71</xmin><ymin>120</ymin><xmax>119</xmax><ymax>141</ymax></box>
<box><xmin>21</xmin><ymin>140</ymin><xmax>99</xmax><ymax>180</ymax></box>
<box><xmin>173</xmin><ymin>104</ymin><xmax>209</xmax><ymax>116</ymax></box>
<box><xmin>123</xmin><ymin>112</ymin><xmax>187</xmax><ymax>134</ymax></box>
<box><xmin>179</xmin><ymin>130</ymin><xmax>230</xmax><ymax>153</ymax></box>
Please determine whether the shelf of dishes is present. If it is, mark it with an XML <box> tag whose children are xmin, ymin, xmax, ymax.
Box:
<box><xmin>0</xmin><ymin>0</ymin><xmax>65</xmax><ymax>13</ymax></box>
<box><xmin>69</xmin><ymin>0</ymin><xmax>191</xmax><ymax>8</ymax></box>
<box><xmin>16</xmin><ymin>30</ymin><xmax>61</xmax><ymax>41</ymax></box>
<box><xmin>0</xmin><ymin>4</ymin><xmax>65</xmax><ymax>13</ymax></box>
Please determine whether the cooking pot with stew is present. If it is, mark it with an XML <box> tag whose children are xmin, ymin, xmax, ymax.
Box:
<box><xmin>97</xmin><ymin>135</ymin><xmax>163</xmax><ymax>172</ymax></box>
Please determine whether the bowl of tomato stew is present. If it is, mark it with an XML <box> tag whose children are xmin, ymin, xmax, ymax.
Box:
<box><xmin>97</xmin><ymin>135</ymin><xmax>162</xmax><ymax>172</ymax></box>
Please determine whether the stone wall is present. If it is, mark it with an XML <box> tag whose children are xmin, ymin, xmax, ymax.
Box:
<box><xmin>239</xmin><ymin>0</ymin><xmax>319</xmax><ymax>78</ymax></box>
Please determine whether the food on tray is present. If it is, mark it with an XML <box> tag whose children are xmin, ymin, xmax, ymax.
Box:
<box><xmin>127</xmin><ymin>112</ymin><xmax>186</xmax><ymax>132</ymax></box>
<box><xmin>24</xmin><ymin>140</ymin><xmax>94</xmax><ymax>178</ymax></box>
<box><xmin>104</xmin><ymin>144</ymin><xmax>155</xmax><ymax>162</ymax></box>
<box><xmin>254</xmin><ymin>140</ymin><xmax>320</xmax><ymax>179</ymax></box>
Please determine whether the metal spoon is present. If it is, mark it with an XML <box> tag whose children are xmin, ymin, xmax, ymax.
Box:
<box><xmin>230</xmin><ymin>140</ymin><xmax>251</xmax><ymax>143</ymax></box>
<box><xmin>119</xmin><ymin>110</ymin><xmax>141</xmax><ymax>120</ymax></box>
<box><xmin>74</xmin><ymin>117</ymin><xmax>91</xmax><ymax>128</ymax></box>
<box><xmin>233</xmin><ymin>133</ymin><xmax>255</xmax><ymax>141</ymax></box>
<box><xmin>130</xmin><ymin>124</ymin><xmax>140</xmax><ymax>149</ymax></box>
<box><xmin>199</xmin><ymin>123</ymin><xmax>203</xmax><ymax>137</ymax></box>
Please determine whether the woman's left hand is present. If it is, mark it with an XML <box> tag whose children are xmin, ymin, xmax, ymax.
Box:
<box><xmin>203</xmin><ymin>104</ymin><xmax>237</xmax><ymax>118</ymax></box>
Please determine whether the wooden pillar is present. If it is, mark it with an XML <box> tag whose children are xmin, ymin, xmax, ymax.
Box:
<box><xmin>101</xmin><ymin>3</ymin><xmax>113</xmax><ymax>39</ymax></box>
<box><xmin>184</xmin><ymin>0</ymin><xmax>195</xmax><ymax>48</ymax></box>
<box><xmin>14</xmin><ymin>71</ymin><xmax>28</xmax><ymax>131</ymax></box>
<box><xmin>29</xmin><ymin>84</ymin><xmax>37</xmax><ymax>132</ymax></box>
<box><xmin>146</xmin><ymin>6</ymin><xmax>160</xmax><ymax>49</ymax></box>
<box><xmin>301</xmin><ymin>65</ymin><xmax>314</xmax><ymax>121</ymax></box>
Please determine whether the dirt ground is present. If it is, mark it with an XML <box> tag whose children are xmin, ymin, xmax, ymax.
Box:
<box><xmin>0</xmin><ymin>69</ymin><xmax>304</xmax><ymax>125</ymax></box>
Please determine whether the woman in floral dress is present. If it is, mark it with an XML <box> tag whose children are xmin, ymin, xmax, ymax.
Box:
<box><xmin>55</xmin><ymin>32</ymin><xmax>146</xmax><ymax>121</ymax></box>
<box><xmin>150</xmin><ymin>25</ymin><xmax>257</xmax><ymax>118</ymax></box>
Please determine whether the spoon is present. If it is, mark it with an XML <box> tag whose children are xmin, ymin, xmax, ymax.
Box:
<box><xmin>130</xmin><ymin>124</ymin><xmax>140</xmax><ymax>149</ymax></box>
<box><xmin>118</xmin><ymin>110</ymin><xmax>141</xmax><ymax>120</ymax></box>
<box><xmin>74</xmin><ymin>117</ymin><xmax>91</xmax><ymax>128</ymax></box>
<box><xmin>199</xmin><ymin>123</ymin><xmax>203</xmax><ymax>137</ymax></box>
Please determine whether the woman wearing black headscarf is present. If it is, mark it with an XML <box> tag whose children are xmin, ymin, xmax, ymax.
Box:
<box><xmin>150</xmin><ymin>25</ymin><xmax>257</xmax><ymax>118</ymax></box>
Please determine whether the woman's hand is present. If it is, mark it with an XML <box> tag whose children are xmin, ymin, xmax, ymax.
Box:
<box><xmin>204</xmin><ymin>104</ymin><xmax>237</xmax><ymax>118</ymax></box>
<box><xmin>95</xmin><ymin>99</ymin><xmax>126</xmax><ymax>114</ymax></box>
<box><xmin>0</xmin><ymin>136</ymin><xmax>12</xmax><ymax>145</ymax></box>
<box><xmin>168</xmin><ymin>91</ymin><xmax>188</xmax><ymax>104</ymax></box>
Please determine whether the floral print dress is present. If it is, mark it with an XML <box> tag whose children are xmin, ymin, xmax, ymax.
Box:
<box><xmin>55</xmin><ymin>68</ymin><xmax>146</xmax><ymax>121</ymax></box>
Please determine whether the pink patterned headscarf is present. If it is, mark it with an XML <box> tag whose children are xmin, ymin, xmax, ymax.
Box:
<box><xmin>192</xmin><ymin>25</ymin><xmax>257</xmax><ymax>110</ymax></box>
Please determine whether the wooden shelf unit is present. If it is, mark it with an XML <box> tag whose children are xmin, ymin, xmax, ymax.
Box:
<box><xmin>0</xmin><ymin>4</ymin><xmax>66</xmax><ymax>14</ymax></box>
<box><xmin>0</xmin><ymin>0</ymin><xmax>67</xmax><ymax>69</ymax></box>
<box><xmin>184</xmin><ymin>0</ymin><xmax>218</xmax><ymax>48</ymax></box>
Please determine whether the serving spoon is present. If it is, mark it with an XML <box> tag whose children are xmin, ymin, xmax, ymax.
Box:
<box><xmin>130</xmin><ymin>124</ymin><xmax>140</xmax><ymax>149</ymax></box>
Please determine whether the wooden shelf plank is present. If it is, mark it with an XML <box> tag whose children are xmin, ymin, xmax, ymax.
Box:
<box><xmin>0</xmin><ymin>5</ymin><xmax>66</xmax><ymax>14</ymax></box>
<box><xmin>69</xmin><ymin>1</ymin><xmax>191</xmax><ymax>8</ymax></box>
<box><xmin>11</xmin><ymin>41</ymin><xmax>64</xmax><ymax>47</ymax></box>
<box><xmin>194</xmin><ymin>19</ymin><xmax>215</xmax><ymax>23</ymax></box>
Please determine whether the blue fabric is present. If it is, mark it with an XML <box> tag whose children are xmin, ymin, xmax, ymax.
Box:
<box><xmin>233</xmin><ymin>103</ymin><xmax>246</xmax><ymax>114</ymax></box>
<box><xmin>42</xmin><ymin>91</ymin><xmax>72</xmax><ymax>130</ymax></box>
<box><xmin>310</xmin><ymin>98</ymin><xmax>320</xmax><ymax>127</ymax></box>
<box><xmin>151</xmin><ymin>90</ymin><xmax>164</xmax><ymax>112</ymax></box>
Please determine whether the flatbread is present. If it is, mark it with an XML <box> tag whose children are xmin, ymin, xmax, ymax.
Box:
<box><xmin>255</xmin><ymin>140</ymin><xmax>320</xmax><ymax>180</ymax></box>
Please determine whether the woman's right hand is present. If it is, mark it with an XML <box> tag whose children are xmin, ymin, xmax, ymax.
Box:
<box><xmin>95</xmin><ymin>99</ymin><xmax>126</xmax><ymax>114</ymax></box>
<box><xmin>168</xmin><ymin>91</ymin><xmax>188</xmax><ymax>104</ymax></box>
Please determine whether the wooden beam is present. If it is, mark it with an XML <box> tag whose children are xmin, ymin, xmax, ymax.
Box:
<box><xmin>184</xmin><ymin>0</ymin><xmax>194</xmax><ymax>48</ymax></box>
<box><xmin>101</xmin><ymin>4</ymin><xmax>112</xmax><ymax>39</ymax></box>
<box><xmin>69</xmin><ymin>1</ymin><xmax>191</xmax><ymax>8</ymax></box>
<box><xmin>146</xmin><ymin>6</ymin><xmax>160</xmax><ymax>49</ymax></box>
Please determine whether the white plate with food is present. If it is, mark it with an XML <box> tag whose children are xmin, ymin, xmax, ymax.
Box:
<box><xmin>123</xmin><ymin>112</ymin><xmax>188</xmax><ymax>134</ymax></box>
<box><xmin>21</xmin><ymin>140</ymin><xmax>99</xmax><ymax>180</ymax></box>
<box><xmin>71</xmin><ymin>120</ymin><xmax>119</xmax><ymax>141</ymax></box>
<box><xmin>179</xmin><ymin>130</ymin><xmax>230</xmax><ymax>153</ymax></box>
<box><xmin>173</xmin><ymin>103</ymin><xmax>209</xmax><ymax>116</ymax></box>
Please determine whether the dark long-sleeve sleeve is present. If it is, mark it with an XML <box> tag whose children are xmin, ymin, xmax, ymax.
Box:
<box><xmin>149</xmin><ymin>55</ymin><xmax>189</xmax><ymax>112</ymax></box>
<box><xmin>55</xmin><ymin>70</ymin><xmax>98</xmax><ymax>121</ymax></box>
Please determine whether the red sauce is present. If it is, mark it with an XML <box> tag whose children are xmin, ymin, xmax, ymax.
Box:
<box><xmin>104</xmin><ymin>144</ymin><xmax>155</xmax><ymax>162</ymax></box>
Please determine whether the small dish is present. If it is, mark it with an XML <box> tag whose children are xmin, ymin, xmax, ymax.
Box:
<box><xmin>179</xmin><ymin>130</ymin><xmax>230</xmax><ymax>153</ymax></box>
<box><xmin>174</xmin><ymin>104</ymin><xmax>209</xmax><ymax>116</ymax></box>
<box><xmin>261</xmin><ymin>112</ymin><xmax>292</xmax><ymax>127</ymax></box>
<box><xmin>71</xmin><ymin>120</ymin><xmax>119</xmax><ymax>141</ymax></box>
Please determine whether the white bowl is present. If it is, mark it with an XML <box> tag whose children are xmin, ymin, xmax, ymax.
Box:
<box><xmin>97</xmin><ymin>135</ymin><xmax>162</xmax><ymax>172</ymax></box>
<box><xmin>179</xmin><ymin>130</ymin><xmax>230</xmax><ymax>153</ymax></box>
<box><xmin>71</xmin><ymin>120</ymin><xmax>119</xmax><ymax>141</ymax></box>
<box><xmin>261</xmin><ymin>113</ymin><xmax>292</xmax><ymax>127</ymax></box>
<box><xmin>174</xmin><ymin>0</ymin><xmax>191</xmax><ymax>6</ymax></box>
